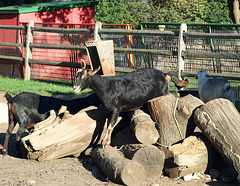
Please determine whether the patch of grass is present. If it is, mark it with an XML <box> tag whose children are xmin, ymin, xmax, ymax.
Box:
<box><xmin>0</xmin><ymin>76</ymin><xmax>90</xmax><ymax>96</ymax></box>
<box><xmin>1</xmin><ymin>76</ymin><xmax>239</xmax><ymax>111</ymax></box>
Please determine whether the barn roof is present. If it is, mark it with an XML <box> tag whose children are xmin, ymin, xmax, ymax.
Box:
<box><xmin>0</xmin><ymin>1</ymin><xmax>99</xmax><ymax>14</ymax></box>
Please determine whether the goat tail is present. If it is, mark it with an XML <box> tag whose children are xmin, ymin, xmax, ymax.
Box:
<box><xmin>223</xmin><ymin>83</ymin><xmax>235</xmax><ymax>105</ymax></box>
<box><xmin>5</xmin><ymin>93</ymin><xmax>13</xmax><ymax>103</ymax></box>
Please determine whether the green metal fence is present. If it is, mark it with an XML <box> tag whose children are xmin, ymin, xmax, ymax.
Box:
<box><xmin>100</xmin><ymin>22</ymin><xmax>240</xmax><ymax>99</ymax></box>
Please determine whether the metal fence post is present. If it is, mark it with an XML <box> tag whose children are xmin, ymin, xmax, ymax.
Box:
<box><xmin>24</xmin><ymin>20</ymin><xmax>34</xmax><ymax>80</ymax></box>
<box><xmin>178</xmin><ymin>23</ymin><xmax>187</xmax><ymax>78</ymax></box>
<box><xmin>94</xmin><ymin>22</ymin><xmax>102</xmax><ymax>41</ymax></box>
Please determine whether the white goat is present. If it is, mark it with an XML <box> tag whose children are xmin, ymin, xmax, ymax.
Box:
<box><xmin>195</xmin><ymin>71</ymin><xmax>235</xmax><ymax>105</ymax></box>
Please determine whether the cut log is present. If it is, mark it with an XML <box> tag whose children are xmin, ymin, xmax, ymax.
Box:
<box><xmin>193</xmin><ymin>98</ymin><xmax>240</xmax><ymax>180</ymax></box>
<box><xmin>148</xmin><ymin>93</ymin><xmax>203</xmax><ymax>146</ymax></box>
<box><xmin>91</xmin><ymin>146</ymin><xmax>146</xmax><ymax>186</ymax></box>
<box><xmin>164</xmin><ymin>133</ymin><xmax>210</xmax><ymax>178</ymax></box>
<box><xmin>37</xmin><ymin>117</ymin><xmax>107</xmax><ymax>161</ymax></box>
<box><xmin>121</xmin><ymin>144</ymin><xmax>165</xmax><ymax>178</ymax></box>
<box><xmin>21</xmin><ymin>106</ymin><xmax>109</xmax><ymax>160</ymax></box>
<box><xmin>130</xmin><ymin>109</ymin><xmax>159</xmax><ymax>145</ymax></box>
<box><xmin>33</xmin><ymin>110</ymin><xmax>57</xmax><ymax>131</ymax></box>
<box><xmin>111</xmin><ymin>126</ymin><xmax>139</xmax><ymax>148</ymax></box>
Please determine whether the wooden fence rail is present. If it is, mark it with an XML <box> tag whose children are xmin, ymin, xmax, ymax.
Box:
<box><xmin>0</xmin><ymin>22</ymin><xmax>240</xmax><ymax>80</ymax></box>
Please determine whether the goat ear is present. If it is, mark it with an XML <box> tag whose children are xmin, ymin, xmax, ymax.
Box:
<box><xmin>89</xmin><ymin>66</ymin><xmax>101</xmax><ymax>76</ymax></box>
<box><xmin>205</xmin><ymin>74</ymin><xmax>211</xmax><ymax>78</ymax></box>
<box><xmin>80</xmin><ymin>59</ymin><xmax>86</xmax><ymax>69</ymax></box>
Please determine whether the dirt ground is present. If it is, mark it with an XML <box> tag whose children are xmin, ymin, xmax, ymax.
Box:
<box><xmin>0</xmin><ymin>92</ymin><xmax>238</xmax><ymax>186</ymax></box>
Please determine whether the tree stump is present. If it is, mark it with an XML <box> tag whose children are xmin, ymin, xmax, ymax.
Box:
<box><xmin>193</xmin><ymin>98</ymin><xmax>240</xmax><ymax>181</ymax></box>
<box><xmin>91</xmin><ymin>146</ymin><xmax>146</xmax><ymax>186</ymax></box>
<box><xmin>121</xmin><ymin>144</ymin><xmax>165</xmax><ymax>178</ymax></box>
<box><xmin>148</xmin><ymin>93</ymin><xmax>203</xmax><ymax>146</ymax></box>
<box><xmin>130</xmin><ymin>109</ymin><xmax>159</xmax><ymax>145</ymax></box>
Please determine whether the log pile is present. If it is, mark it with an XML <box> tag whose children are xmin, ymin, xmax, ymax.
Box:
<box><xmin>20</xmin><ymin>94</ymin><xmax>240</xmax><ymax>184</ymax></box>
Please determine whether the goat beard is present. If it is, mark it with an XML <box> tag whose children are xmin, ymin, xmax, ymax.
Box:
<box><xmin>73</xmin><ymin>86</ymin><xmax>81</xmax><ymax>93</ymax></box>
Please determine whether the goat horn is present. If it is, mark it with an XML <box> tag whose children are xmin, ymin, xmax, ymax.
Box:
<box><xmin>80</xmin><ymin>59</ymin><xmax>86</xmax><ymax>69</ymax></box>
<box><xmin>89</xmin><ymin>66</ymin><xmax>101</xmax><ymax>76</ymax></box>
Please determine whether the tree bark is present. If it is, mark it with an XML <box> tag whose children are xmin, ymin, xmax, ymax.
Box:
<box><xmin>164</xmin><ymin>133</ymin><xmax>210</xmax><ymax>178</ymax></box>
<box><xmin>193</xmin><ymin>98</ymin><xmax>240</xmax><ymax>180</ymax></box>
<box><xmin>148</xmin><ymin>93</ymin><xmax>203</xmax><ymax>146</ymax></box>
<box><xmin>111</xmin><ymin>126</ymin><xmax>139</xmax><ymax>148</ymax></box>
<box><xmin>121</xmin><ymin>144</ymin><xmax>165</xmax><ymax>178</ymax></box>
<box><xmin>130</xmin><ymin>109</ymin><xmax>159</xmax><ymax>145</ymax></box>
<box><xmin>32</xmin><ymin>110</ymin><xmax>57</xmax><ymax>131</ymax></box>
<box><xmin>91</xmin><ymin>146</ymin><xmax>146</xmax><ymax>186</ymax></box>
<box><xmin>21</xmin><ymin>106</ymin><xmax>109</xmax><ymax>160</ymax></box>
<box><xmin>233</xmin><ymin>0</ymin><xmax>240</xmax><ymax>24</ymax></box>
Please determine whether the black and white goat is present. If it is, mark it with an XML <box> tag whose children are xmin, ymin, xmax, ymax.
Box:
<box><xmin>195</xmin><ymin>70</ymin><xmax>235</xmax><ymax>104</ymax></box>
<box><xmin>73</xmin><ymin>66</ymin><xmax>171</xmax><ymax>147</ymax></box>
<box><xmin>3</xmin><ymin>91</ymin><xmax>101</xmax><ymax>156</ymax></box>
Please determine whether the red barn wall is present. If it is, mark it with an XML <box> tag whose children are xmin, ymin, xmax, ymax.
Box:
<box><xmin>0</xmin><ymin>14</ymin><xmax>23</xmax><ymax>78</ymax></box>
<box><xmin>0</xmin><ymin>6</ymin><xmax>95</xmax><ymax>80</ymax></box>
<box><xmin>23</xmin><ymin>6</ymin><xmax>95</xmax><ymax>80</ymax></box>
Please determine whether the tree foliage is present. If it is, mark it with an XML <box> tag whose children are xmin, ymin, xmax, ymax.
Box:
<box><xmin>95</xmin><ymin>0</ymin><xmax>231</xmax><ymax>27</ymax></box>
<box><xmin>0</xmin><ymin>0</ymin><xmax>233</xmax><ymax>27</ymax></box>
<box><xmin>149</xmin><ymin>0</ymin><xmax>231</xmax><ymax>23</ymax></box>
<box><xmin>95</xmin><ymin>0</ymin><xmax>151</xmax><ymax>28</ymax></box>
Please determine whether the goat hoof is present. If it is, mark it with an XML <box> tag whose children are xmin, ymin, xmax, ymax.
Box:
<box><xmin>2</xmin><ymin>149</ymin><xmax>8</xmax><ymax>156</ymax></box>
<box><xmin>101</xmin><ymin>140</ymin><xmax>111</xmax><ymax>148</ymax></box>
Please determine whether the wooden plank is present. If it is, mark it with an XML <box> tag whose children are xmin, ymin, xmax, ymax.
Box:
<box><xmin>99</xmin><ymin>28</ymin><xmax>178</xmax><ymax>36</ymax></box>
<box><xmin>30</xmin><ymin>43</ymin><xmax>86</xmax><ymax>50</ymax></box>
<box><xmin>0</xmin><ymin>42</ymin><xmax>24</xmax><ymax>47</ymax></box>
<box><xmin>95</xmin><ymin>40</ymin><xmax>115</xmax><ymax>76</ymax></box>
<box><xmin>31</xmin><ymin>27</ymin><xmax>91</xmax><ymax>34</ymax></box>
<box><xmin>0</xmin><ymin>55</ymin><xmax>24</xmax><ymax>62</ymax></box>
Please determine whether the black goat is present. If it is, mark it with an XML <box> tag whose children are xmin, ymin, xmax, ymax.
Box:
<box><xmin>3</xmin><ymin>91</ymin><xmax>101</xmax><ymax>156</ymax></box>
<box><xmin>73</xmin><ymin>66</ymin><xmax>171</xmax><ymax>147</ymax></box>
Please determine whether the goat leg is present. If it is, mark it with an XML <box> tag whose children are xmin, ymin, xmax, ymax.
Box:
<box><xmin>3</xmin><ymin>131</ymin><xmax>11</xmax><ymax>155</ymax></box>
<box><xmin>3</xmin><ymin>104</ymin><xmax>16</xmax><ymax>155</ymax></box>
<box><xmin>102</xmin><ymin>125</ymin><xmax>113</xmax><ymax>147</ymax></box>
<box><xmin>15</xmin><ymin>127</ymin><xmax>26</xmax><ymax>157</ymax></box>
<box><xmin>102</xmin><ymin>110</ymin><xmax>120</xmax><ymax>148</ymax></box>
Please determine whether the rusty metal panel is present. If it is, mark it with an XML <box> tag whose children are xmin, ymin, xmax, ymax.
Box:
<box><xmin>85</xmin><ymin>40</ymin><xmax>115</xmax><ymax>76</ymax></box>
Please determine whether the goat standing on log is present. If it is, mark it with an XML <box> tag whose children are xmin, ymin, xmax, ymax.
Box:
<box><xmin>195</xmin><ymin>70</ymin><xmax>235</xmax><ymax>105</ymax></box>
<box><xmin>73</xmin><ymin>63</ymin><xmax>171</xmax><ymax>147</ymax></box>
